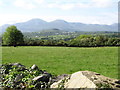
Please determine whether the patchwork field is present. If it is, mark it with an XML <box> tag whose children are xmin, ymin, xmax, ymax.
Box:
<box><xmin>2</xmin><ymin>46</ymin><xmax>118</xmax><ymax>79</ymax></box>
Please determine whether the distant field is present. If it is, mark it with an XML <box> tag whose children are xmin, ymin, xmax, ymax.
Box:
<box><xmin>2</xmin><ymin>46</ymin><xmax>118</xmax><ymax>79</ymax></box>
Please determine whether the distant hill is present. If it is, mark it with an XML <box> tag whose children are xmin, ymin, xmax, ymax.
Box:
<box><xmin>0</xmin><ymin>18</ymin><xmax>118</xmax><ymax>33</ymax></box>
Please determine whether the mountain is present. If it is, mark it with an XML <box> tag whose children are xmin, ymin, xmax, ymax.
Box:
<box><xmin>48</xmin><ymin>20</ymin><xmax>74</xmax><ymax>31</ymax></box>
<box><xmin>0</xmin><ymin>18</ymin><xmax>118</xmax><ymax>33</ymax></box>
<box><xmin>0</xmin><ymin>24</ymin><xmax>10</xmax><ymax>33</ymax></box>
<box><xmin>14</xmin><ymin>18</ymin><xmax>48</xmax><ymax>32</ymax></box>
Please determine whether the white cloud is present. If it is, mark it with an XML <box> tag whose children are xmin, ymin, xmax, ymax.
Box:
<box><xmin>46</xmin><ymin>0</ymin><xmax>115</xmax><ymax>10</ymax></box>
<box><xmin>34</xmin><ymin>0</ymin><xmax>44</xmax><ymax>4</ymax></box>
<box><xmin>91</xmin><ymin>0</ymin><xmax>113</xmax><ymax>8</ymax></box>
<box><xmin>0</xmin><ymin>14</ymin><xmax>34</xmax><ymax>26</ymax></box>
<box><xmin>47</xmin><ymin>3</ymin><xmax>74</xmax><ymax>10</ymax></box>
<box><xmin>12</xmin><ymin>0</ymin><xmax>117</xmax><ymax>10</ymax></box>
<box><xmin>76</xmin><ymin>3</ymin><xmax>90</xmax><ymax>8</ymax></box>
<box><xmin>40</xmin><ymin>12</ymin><xmax>117</xmax><ymax>25</ymax></box>
<box><xmin>13</xmin><ymin>0</ymin><xmax>45</xmax><ymax>9</ymax></box>
<box><xmin>0</xmin><ymin>12</ymin><xmax>117</xmax><ymax>26</ymax></box>
<box><xmin>14</xmin><ymin>0</ymin><xmax>36</xmax><ymax>9</ymax></box>
<box><xmin>0</xmin><ymin>1</ymin><xmax>3</xmax><ymax>5</ymax></box>
<box><xmin>47</xmin><ymin>3</ymin><xmax>58</xmax><ymax>8</ymax></box>
<box><xmin>77</xmin><ymin>0</ymin><xmax>114</xmax><ymax>8</ymax></box>
<box><xmin>60</xmin><ymin>4</ymin><xmax>75</xmax><ymax>10</ymax></box>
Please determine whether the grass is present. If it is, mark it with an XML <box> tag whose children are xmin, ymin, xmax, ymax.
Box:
<box><xmin>2</xmin><ymin>46</ymin><xmax>118</xmax><ymax>79</ymax></box>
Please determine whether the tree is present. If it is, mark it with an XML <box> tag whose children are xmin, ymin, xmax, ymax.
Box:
<box><xmin>2</xmin><ymin>25</ymin><xmax>24</xmax><ymax>46</ymax></box>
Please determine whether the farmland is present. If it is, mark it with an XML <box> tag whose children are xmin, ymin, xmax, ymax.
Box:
<box><xmin>2</xmin><ymin>46</ymin><xmax>118</xmax><ymax>79</ymax></box>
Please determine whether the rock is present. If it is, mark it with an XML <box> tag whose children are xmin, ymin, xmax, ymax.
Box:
<box><xmin>116</xmin><ymin>85</ymin><xmax>120</xmax><ymax>88</ymax></box>
<box><xmin>51</xmin><ymin>71</ymin><xmax>120</xmax><ymax>89</ymax></box>
<box><xmin>11</xmin><ymin>63</ymin><xmax>24</xmax><ymax>67</ymax></box>
<box><xmin>31</xmin><ymin>64</ymin><xmax>39</xmax><ymax>70</ymax></box>
<box><xmin>33</xmin><ymin>73</ymin><xmax>52</xmax><ymax>83</ymax></box>
<box><xmin>39</xmin><ymin>70</ymin><xmax>44</xmax><ymax>74</ymax></box>
<box><xmin>14</xmin><ymin>74</ymin><xmax>23</xmax><ymax>82</ymax></box>
<box><xmin>52</xmin><ymin>74</ymin><xmax>70</xmax><ymax>82</ymax></box>
<box><xmin>51</xmin><ymin>71</ymin><xmax>97</xmax><ymax>88</ymax></box>
<box><xmin>0</xmin><ymin>63</ymin><xmax>52</xmax><ymax>89</ymax></box>
<box><xmin>115</xmin><ymin>80</ymin><xmax>120</xmax><ymax>84</ymax></box>
<box><xmin>95</xmin><ymin>73</ymin><xmax>101</xmax><ymax>75</ymax></box>
<box><xmin>33</xmin><ymin>75</ymin><xmax>43</xmax><ymax>81</ymax></box>
<box><xmin>35</xmin><ymin>82</ymin><xmax>42</xmax><ymax>88</ymax></box>
<box><xmin>1</xmin><ymin>63</ymin><xmax>120</xmax><ymax>89</ymax></box>
<box><xmin>17</xmin><ymin>67</ymin><xmax>26</xmax><ymax>71</ymax></box>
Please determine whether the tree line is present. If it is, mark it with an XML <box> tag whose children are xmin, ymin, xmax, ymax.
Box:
<box><xmin>2</xmin><ymin>26</ymin><xmax>120</xmax><ymax>47</ymax></box>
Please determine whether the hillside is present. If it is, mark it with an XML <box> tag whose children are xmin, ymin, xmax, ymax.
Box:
<box><xmin>0</xmin><ymin>18</ymin><xmax>118</xmax><ymax>33</ymax></box>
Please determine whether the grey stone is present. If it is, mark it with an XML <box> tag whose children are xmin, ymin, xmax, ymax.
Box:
<box><xmin>14</xmin><ymin>74</ymin><xmax>23</xmax><ymax>82</ymax></box>
<box><xmin>11</xmin><ymin>63</ymin><xmax>24</xmax><ymax>67</ymax></box>
<box><xmin>35</xmin><ymin>82</ymin><xmax>42</xmax><ymax>88</ymax></box>
<box><xmin>31</xmin><ymin>64</ymin><xmax>38</xmax><ymax>70</ymax></box>
<box><xmin>33</xmin><ymin>75</ymin><xmax>43</xmax><ymax>81</ymax></box>
<box><xmin>116</xmin><ymin>85</ymin><xmax>120</xmax><ymax>88</ymax></box>
<box><xmin>33</xmin><ymin>73</ymin><xmax>51</xmax><ymax>83</ymax></box>
<box><xmin>52</xmin><ymin>74</ymin><xmax>70</xmax><ymax>83</ymax></box>
<box><xmin>115</xmin><ymin>80</ymin><xmax>120</xmax><ymax>84</ymax></box>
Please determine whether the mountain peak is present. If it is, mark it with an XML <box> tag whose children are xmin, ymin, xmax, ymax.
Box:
<box><xmin>0</xmin><ymin>18</ymin><xmax>118</xmax><ymax>33</ymax></box>
<box><xmin>27</xmin><ymin>18</ymin><xmax>47</xmax><ymax>23</ymax></box>
<box><xmin>51</xmin><ymin>19</ymin><xmax>68</xmax><ymax>23</ymax></box>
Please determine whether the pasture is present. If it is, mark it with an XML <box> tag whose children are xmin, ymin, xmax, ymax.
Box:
<box><xmin>2</xmin><ymin>46</ymin><xmax>118</xmax><ymax>79</ymax></box>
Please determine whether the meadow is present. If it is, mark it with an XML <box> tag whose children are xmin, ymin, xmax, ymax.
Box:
<box><xmin>2</xmin><ymin>46</ymin><xmax>118</xmax><ymax>79</ymax></box>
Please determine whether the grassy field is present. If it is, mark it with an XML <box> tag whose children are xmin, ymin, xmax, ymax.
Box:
<box><xmin>2</xmin><ymin>46</ymin><xmax>118</xmax><ymax>79</ymax></box>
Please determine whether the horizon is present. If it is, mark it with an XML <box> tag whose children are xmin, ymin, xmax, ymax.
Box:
<box><xmin>0</xmin><ymin>0</ymin><xmax>118</xmax><ymax>26</ymax></box>
<box><xmin>0</xmin><ymin>18</ymin><xmax>118</xmax><ymax>26</ymax></box>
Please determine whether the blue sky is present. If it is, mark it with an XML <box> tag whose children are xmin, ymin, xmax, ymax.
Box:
<box><xmin>0</xmin><ymin>0</ymin><xmax>119</xmax><ymax>26</ymax></box>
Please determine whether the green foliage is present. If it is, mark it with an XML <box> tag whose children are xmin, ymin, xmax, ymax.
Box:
<box><xmin>2</xmin><ymin>26</ymin><xmax>24</xmax><ymax>46</ymax></box>
<box><xmin>2</xmin><ymin>28</ymin><xmax>120</xmax><ymax>47</ymax></box>
<box><xmin>58</xmin><ymin>77</ymin><xmax>69</xmax><ymax>89</ymax></box>
<box><xmin>0</xmin><ymin>63</ymin><xmax>50</xmax><ymax>89</ymax></box>
<box><xmin>96</xmin><ymin>83</ymin><xmax>112</xmax><ymax>88</ymax></box>
<box><xmin>68</xmin><ymin>35</ymin><xmax>120</xmax><ymax>47</ymax></box>
<box><xmin>23</xmin><ymin>35</ymin><xmax>120</xmax><ymax>47</ymax></box>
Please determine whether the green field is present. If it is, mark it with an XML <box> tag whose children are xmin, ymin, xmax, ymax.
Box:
<box><xmin>2</xmin><ymin>46</ymin><xmax>118</xmax><ymax>79</ymax></box>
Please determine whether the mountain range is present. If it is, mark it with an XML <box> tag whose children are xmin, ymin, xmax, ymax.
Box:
<box><xmin>0</xmin><ymin>18</ymin><xmax>118</xmax><ymax>33</ymax></box>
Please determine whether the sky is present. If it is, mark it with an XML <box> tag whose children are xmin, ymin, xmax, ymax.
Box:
<box><xmin>0</xmin><ymin>0</ymin><xmax>119</xmax><ymax>26</ymax></box>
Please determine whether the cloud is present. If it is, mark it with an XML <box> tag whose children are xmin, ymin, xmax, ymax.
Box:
<box><xmin>60</xmin><ymin>4</ymin><xmax>75</xmax><ymax>10</ymax></box>
<box><xmin>76</xmin><ymin>3</ymin><xmax>90</xmax><ymax>8</ymax></box>
<box><xmin>0</xmin><ymin>0</ymin><xmax>117</xmax><ymax>26</ymax></box>
<box><xmin>39</xmin><ymin>12</ymin><xmax>117</xmax><ymax>25</ymax></box>
<box><xmin>46</xmin><ymin>0</ymin><xmax>115</xmax><ymax>10</ymax></box>
<box><xmin>47</xmin><ymin>3</ymin><xmax>75</xmax><ymax>10</ymax></box>
<box><xmin>13</xmin><ymin>0</ymin><xmax>45</xmax><ymax>9</ymax></box>
<box><xmin>76</xmin><ymin>0</ymin><xmax>113</xmax><ymax>8</ymax></box>
<box><xmin>12</xmin><ymin>0</ymin><xmax>117</xmax><ymax>10</ymax></box>
<box><xmin>47</xmin><ymin>3</ymin><xmax>77</xmax><ymax>10</ymax></box>
<box><xmin>0</xmin><ymin>14</ymin><xmax>34</xmax><ymax>26</ymax></box>
<box><xmin>34</xmin><ymin>0</ymin><xmax>44</xmax><ymax>4</ymax></box>
<box><xmin>91</xmin><ymin>0</ymin><xmax>113</xmax><ymax>8</ymax></box>
<box><xmin>14</xmin><ymin>0</ymin><xmax>36</xmax><ymax>9</ymax></box>
<box><xmin>0</xmin><ymin>1</ymin><xmax>3</xmax><ymax>5</ymax></box>
<box><xmin>0</xmin><ymin>11</ymin><xmax>117</xmax><ymax>26</ymax></box>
